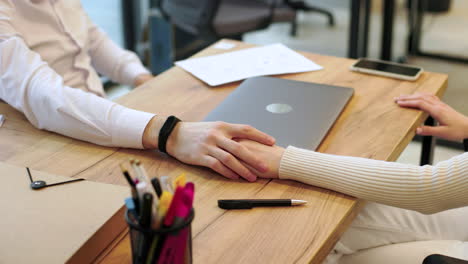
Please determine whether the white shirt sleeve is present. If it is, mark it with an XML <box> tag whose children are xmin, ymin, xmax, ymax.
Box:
<box><xmin>0</xmin><ymin>35</ymin><xmax>154</xmax><ymax>149</ymax></box>
<box><xmin>279</xmin><ymin>146</ymin><xmax>468</xmax><ymax>214</ymax></box>
<box><xmin>86</xmin><ymin>14</ymin><xmax>151</xmax><ymax>86</ymax></box>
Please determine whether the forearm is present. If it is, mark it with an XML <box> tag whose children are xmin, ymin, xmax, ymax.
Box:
<box><xmin>0</xmin><ymin>37</ymin><xmax>154</xmax><ymax>148</ymax></box>
<box><xmin>25</xmin><ymin>70</ymin><xmax>154</xmax><ymax>148</ymax></box>
<box><xmin>279</xmin><ymin>146</ymin><xmax>468</xmax><ymax>214</ymax></box>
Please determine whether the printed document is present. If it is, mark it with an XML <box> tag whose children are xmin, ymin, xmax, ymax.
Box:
<box><xmin>175</xmin><ymin>43</ymin><xmax>323</xmax><ymax>86</ymax></box>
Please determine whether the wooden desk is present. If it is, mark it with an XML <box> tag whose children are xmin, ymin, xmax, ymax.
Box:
<box><xmin>0</xmin><ymin>40</ymin><xmax>447</xmax><ymax>263</ymax></box>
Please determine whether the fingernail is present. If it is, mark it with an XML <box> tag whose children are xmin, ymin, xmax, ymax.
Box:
<box><xmin>416</xmin><ymin>127</ymin><xmax>422</xmax><ymax>134</ymax></box>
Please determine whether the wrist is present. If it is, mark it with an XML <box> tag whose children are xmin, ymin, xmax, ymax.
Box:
<box><xmin>166</xmin><ymin>122</ymin><xmax>182</xmax><ymax>156</ymax></box>
<box><xmin>273</xmin><ymin>147</ymin><xmax>286</xmax><ymax>178</ymax></box>
<box><xmin>463</xmin><ymin>117</ymin><xmax>468</xmax><ymax>139</ymax></box>
<box><xmin>142</xmin><ymin>116</ymin><xmax>166</xmax><ymax>149</ymax></box>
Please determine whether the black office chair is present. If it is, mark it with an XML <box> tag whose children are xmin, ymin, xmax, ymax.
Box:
<box><xmin>156</xmin><ymin>0</ymin><xmax>293</xmax><ymax>59</ymax></box>
<box><xmin>158</xmin><ymin>0</ymin><xmax>289</xmax><ymax>40</ymax></box>
<box><xmin>156</xmin><ymin>0</ymin><xmax>335</xmax><ymax>59</ymax></box>
<box><xmin>158</xmin><ymin>0</ymin><xmax>334</xmax><ymax>39</ymax></box>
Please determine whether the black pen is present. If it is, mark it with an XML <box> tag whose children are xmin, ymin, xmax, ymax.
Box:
<box><xmin>137</xmin><ymin>193</ymin><xmax>153</xmax><ymax>263</ymax></box>
<box><xmin>120</xmin><ymin>164</ymin><xmax>136</xmax><ymax>188</ymax></box>
<box><xmin>151</xmin><ymin>177</ymin><xmax>162</xmax><ymax>198</ymax></box>
<box><xmin>218</xmin><ymin>199</ymin><xmax>307</xmax><ymax>210</ymax></box>
<box><xmin>120</xmin><ymin>164</ymin><xmax>139</xmax><ymax>213</ymax></box>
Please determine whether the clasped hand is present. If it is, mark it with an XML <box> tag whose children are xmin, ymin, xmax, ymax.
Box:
<box><xmin>166</xmin><ymin>121</ymin><xmax>275</xmax><ymax>182</ymax></box>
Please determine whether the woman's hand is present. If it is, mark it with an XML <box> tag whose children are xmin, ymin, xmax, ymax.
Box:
<box><xmin>395</xmin><ymin>93</ymin><xmax>468</xmax><ymax>141</ymax></box>
<box><xmin>235</xmin><ymin>139</ymin><xmax>285</xmax><ymax>179</ymax></box>
<box><xmin>165</xmin><ymin>121</ymin><xmax>276</xmax><ymax>182</ymax></box>
<box><xmin>133</xmin><ymin>74</ymin><xmax>153</xmax><ymax>87</ymax></box>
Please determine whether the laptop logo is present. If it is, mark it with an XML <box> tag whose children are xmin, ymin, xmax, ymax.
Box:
<box><xmin>266</xmin><ymin>103</ymin><xmax>293</xmax><ymax>114</ymax></box>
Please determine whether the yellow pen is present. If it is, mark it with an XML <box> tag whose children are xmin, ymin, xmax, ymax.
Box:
<box><xmin>173</xmin><ymin>173</ymin><xmax>187</xmax><ymax>189</ymax></box>
<box><xmin>157</xmin><ymin>191</ymin><xmax>173</xmax><ymax>225</ymax></box>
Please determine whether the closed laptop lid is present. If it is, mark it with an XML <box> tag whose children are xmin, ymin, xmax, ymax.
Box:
<box><xmin>204</xmin><ymin>76</ymin><xmax>354</xmax><ymax>150</ymax></box>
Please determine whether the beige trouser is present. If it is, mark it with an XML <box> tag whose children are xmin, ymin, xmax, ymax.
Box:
<box><xmin>324</xmin><ymin>202</ymin><xmax>468</xmax><ymax>264</ymax></box>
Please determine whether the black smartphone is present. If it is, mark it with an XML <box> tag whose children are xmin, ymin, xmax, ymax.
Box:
<box><xmin>423</xmin><ymin>254</ymin><xmax>468</xmax><ymax>264</ymax></box>
<box><xmin>350</xmin><ymin>58</ymin><xmax>423</xmax><ymax>81</ymax></box>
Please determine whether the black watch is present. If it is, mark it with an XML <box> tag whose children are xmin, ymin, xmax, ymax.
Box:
<box><xmin>158</xmin><ymin>116</ymin><xmax>181</xmax><ymax>154</ymax></box>
<box><xmin>464</xmin><ymin>138</ymin><xmax>468</xmax><ymax>152</ymax></box>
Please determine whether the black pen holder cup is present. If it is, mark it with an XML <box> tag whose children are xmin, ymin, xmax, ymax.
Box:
<box><xmin>125</xmin><ymin>209</ymin><xmax>195</xmax><ymax>264</ymax></box>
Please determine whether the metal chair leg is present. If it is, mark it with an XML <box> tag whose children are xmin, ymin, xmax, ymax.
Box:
<box><xmin>290</xmin><ymin>19</ymin><xmax>298</xmax><ymax>36</ymax></box>
<box><xmin>285</xmin><ymin>1</ymin><xmax>335</xmax><ymax>26</ymax></box>
<box><xmin>420</xmin><ymin>116</ymin><xmax>436</xmax><ymax>165</ymax></box>
<box><xmin>311</xmin><ymin>7</ymin><xmax>335</xmax><ymax>26</ymax></box>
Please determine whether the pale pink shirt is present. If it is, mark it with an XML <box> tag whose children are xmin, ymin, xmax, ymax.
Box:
<box><xmin>0</xmin><ymin>0</ymin><xmax>155</xmax><ymax>148</ymax></box>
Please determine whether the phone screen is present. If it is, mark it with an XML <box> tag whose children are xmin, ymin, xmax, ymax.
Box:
<box><xmin>354</xmin><ymin>60</ymin><xmax>421</xmax><ymax>77</ymax></box>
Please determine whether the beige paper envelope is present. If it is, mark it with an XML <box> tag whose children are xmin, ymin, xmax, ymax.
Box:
<box><xmin>0</xmin><ymin>162</ymin><xmax>129</xmax><ymax>264</ymax></box>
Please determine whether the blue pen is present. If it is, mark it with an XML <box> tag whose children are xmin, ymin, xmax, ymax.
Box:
<box><xmin>125</xmin><ymin>197</ymin><xmax>139</xmax><ymax>255</ymax></box>
<box><xmin>125</xmin><ymin>197</ymin><xmax>137</xmax><ymax>217</ymax></box>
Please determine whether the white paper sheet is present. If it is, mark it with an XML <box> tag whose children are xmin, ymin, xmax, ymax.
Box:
<box><xmin>213</xmin><ymin>41</ymin><xmax>236</xmax><ymax>50</ymax></box>
<box><xmin>175</xmin><ymin>43</ymin><xmax>323</xmax><ymax>86</ymax></box>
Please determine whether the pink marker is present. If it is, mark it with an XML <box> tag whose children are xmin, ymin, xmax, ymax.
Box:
<box><xmin>158</xmin><ymin>184</ymin><xmax>194</xmax><ymax>264</ymax></box>
<box><xmin>173</xmin><ymin>183</ymin><xmax>194</xmax><ymax>264</ymax></box>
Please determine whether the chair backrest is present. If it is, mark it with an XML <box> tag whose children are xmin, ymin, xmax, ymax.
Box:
<box><xmin>159</xmin><ymin>0</ymin><xmax>220</xmax><ymax>37</ymax></box>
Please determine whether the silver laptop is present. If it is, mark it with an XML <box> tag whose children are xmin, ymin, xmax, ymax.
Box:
<box><xmin>204</xmin><ymin>76</ymin><xmax>354</xmax><ymax>150</ymax></box>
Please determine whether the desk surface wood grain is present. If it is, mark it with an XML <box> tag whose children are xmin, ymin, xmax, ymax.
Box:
<box><xmin>0</xmin><ymin>40</ymin><xmax>447</xmax><ymax>264</ymax></box>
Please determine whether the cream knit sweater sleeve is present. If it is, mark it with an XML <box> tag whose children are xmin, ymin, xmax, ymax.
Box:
<box><xmin>279</xmin><ymin>146</ymin><xmax>468</xmax><ymax>214</ymax></box>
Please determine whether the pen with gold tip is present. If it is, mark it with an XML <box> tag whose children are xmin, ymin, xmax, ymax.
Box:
<box><xmin>218</xmin><ymin>199</ymin><xmax>307</xmax><ymax>209</ymax></box>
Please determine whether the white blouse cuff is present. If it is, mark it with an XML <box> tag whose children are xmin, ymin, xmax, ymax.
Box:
<box><xmin>121</xmin><ymin>62</ymin><xmax>151</xmax><ymax>86</ymax></box>
<box><xmin>111</xmin><ymin>105</ymin><xmax>155</xmax><ymax>149</ymax></box>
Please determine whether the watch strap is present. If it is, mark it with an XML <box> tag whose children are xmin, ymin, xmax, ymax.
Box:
<box><xmin>158</xmin><ymin>116</ymin><xmax>181</xmax><ymax>154</ymax></box>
